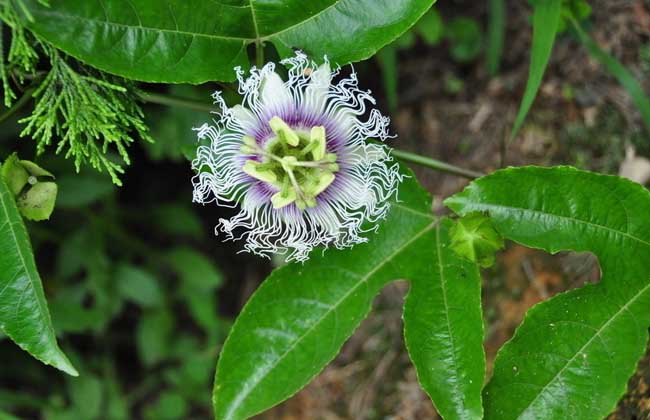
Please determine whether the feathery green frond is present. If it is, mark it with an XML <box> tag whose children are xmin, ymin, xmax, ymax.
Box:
<box><xmin>19</xmin><ymin>49</ymin><xmax>152</xmax><ymax>186</ymax></box>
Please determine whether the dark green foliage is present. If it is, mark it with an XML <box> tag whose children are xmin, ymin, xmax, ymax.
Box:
<box><xmin>214</xmin><ymin>171</ymin><xmax>486</xmax><ymax>420</ymax></box>
<box><xmin>0</xmin><ymin>156</ymin><xmax>75</xmax><ymax>376</ymax></box>
<box><xmin>21</xmin><ymin>0</ymin><xmax>437</xmax><ymax>83</ymax></box>
<box><xmin>0</xmin><ymin>0</ymin><xmax>152</xmax><ymax>185</ymax></box>
<box><xmin>446</xmin><ymin>17</ymin><xmax>483</xmax><ymax>63</ymax></box>
<box><xmin>2</xmin><ymin>2</ymin><xmax>650</xmax><ymax>420</ymax></box>
<box><xmin>1</xmin><ymin>154</ymin><xmax>228</xmax><ymax>418</ymax></box>
<box><xmin>447</xmin><ymin>166</ymin><xmax>650</xmax><ymax>419</ymax></box>
<box><xmin>19</xmin><ymin>49</ymin><xmax>151</xmax><ymax>185</ymax></box>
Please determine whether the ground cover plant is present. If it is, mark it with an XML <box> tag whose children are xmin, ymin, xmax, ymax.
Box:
<box><xmin>2</xmin><ymin>0</ymin><xmax>650</xmax><ymax>419</ymax></box>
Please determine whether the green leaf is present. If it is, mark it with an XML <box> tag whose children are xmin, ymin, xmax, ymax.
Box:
<box><xmin>22</xmin><ymin>0</ymin><xmax>436</xmax><ymax>83</ymax></box>
<box><xmin>55</xmin><ymin>173</ymin><xmax>114</xmax><ymax>208</ymax></box>
<box><xmin>445</xmin><ymin>17</ymin><xmax>483</xmax><ymax>63</ymax></box>
<box><xmin>394</xmin><ymin>30</ymin><xmax>417</xmax><ymax>49</ymax></box>
<box><xmin>558</xmin><ymin>0</ymin><xmax>591</xmax><ymax>33</ymax></box>
<box><xmin>68</xmin><ymin>373</ymin><xmax>103</xmax><ymax>420</ymax></box>
<box><xmin>416</xmin><ymin>8</ymin><xmax>444</xmax><ymax>46</ymax></box>
<box><xmin>55</xmin><ymin>230</ymin><xmax>90</xmax><ymax>278</ymax></box>
<box><xmin>571</xmin><ymin>19</ymin><xmax>650</xmax><ymax>131</ymax></box>
<box><xmin>167</xmin><ymin>247</ymin><xmax>222</xmax><ymax>291</ymax></box>
<box><xmin>0</xmin><ymin>411</ymin><xmax>22</xmax><ymax>420</ymax></box>
<box><xmin>486</xmin><ymin>0</ymin><xmax>505</xmax><ymax>76</ymax></box>
<box><xmin>445</xmin><ymin>166</ymin><xmax>650</xmax><ymax>420</ymax></box>
<box><xmin>176</xmin><ymin>353</ymin><xmax>216</xmax><ymax>391</ymax></box>
<box><xmin>150</xmin><ymin>203</ymin><xmax>203</xmax><ymax>239</ymax></box>
<box><xmin>403</xmin><ymin>218</ymin><xmax>485</xmax><ymax>420</ymax></box>
<box><xmin>105</xmin><ymin>376</ymin><xmax>129</xmax><ymax>420</ymax></box>
<box><xmin>213</xmin><ymin>174</ymin><xmax>485</xmax><ymax>420</ymax></box>
<box><xmin>19</xmin><ymin>160</ymin><xmax>54</xmax><ymax>178</ymax></box>
<box><xmin>377</xmin><ymin>46</ymin><xmax>398</xmax><ymax>113</ymax></box>
<box><xmin>449</xmin><ymin>212</ymin><xmax>504</xmax><ymax>268</ymax></box>
<box><xmin>0</xmin><ymin>176</ymin><xmax>77</xmax><ymax>376</ymax></box>
<box><xmin>16</xmin><ymin>181</ymin><xmax>57</xmax><ymax>221</ymax></box>
<box><xmin>137</xmin><ymin>308</ymin><xmax>173</xmax><ymax>367</ymax></box>
<box><xmin>50</xmin><ymin>285</ymin><xmax>95</xmax><ymax>333</ymax></box>
<box><xmin>144</xmin><ymin>391</ymin><xmax>188</xmax><ymax>420</ymax></box>
<box><xmin>510</xmin><ymin>0</ymin><xmax>562</xmax><ymax>141</ymax></box>
<box><xmin>115</xmin><ymin>264</ymin><xmax>163</xmax><ymax>308</ymax></box>
<box><xmin>1</xmin><ymin>154</ymin><xmax>29</xmax><ymax>196</ymax></box>
<box><xmin>181</xmin><ymin>289</ymin><xmax>220</xmax><ymax>340</ymax></box>
<box><xmin>167</xmin><ymin>247</ymin><xmax>222</xmax><ymax>339</ymax></box>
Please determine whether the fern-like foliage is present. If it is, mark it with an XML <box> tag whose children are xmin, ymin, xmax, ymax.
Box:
<box><xmin>0</xmin><ymin>0</ymin><xmax>41</xmax><ymax>106</ymax></box>
<box><xmin>19</xmin><ymin>48</ymin><xmax>152</xmax><ymax>185</ymax></box>
<box><xmin>0</xmin><ymin>0</ymin><xmax>152</xmax><ymax>185</ymax></box>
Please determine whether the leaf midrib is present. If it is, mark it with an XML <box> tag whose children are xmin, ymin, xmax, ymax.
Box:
<box><xmin>457</xmin><ymin>195</ymin><xmax>650</xmax><ymax>418</ymax></box>
<box><xmin>220</xmin><ymin>217</ymin><xmax>437</xmax><ymax>420</ymax></box>
<box><xmin>458</xmin><ymin>201</ymin><xmax>650</xmax><ymax>250</ymax></box>
<box><xmin>30</xmin><ymin>0</ymin><xmax>344</xmax><ymax>44</ymax></box>
<box><xmin>515</xmin><ymin>282</ymin><xmax>650</xmax><ymax>419</ymax></box>
<box><xmin>0</xmin><ymin>182</ymin><xmax>47</xmax><ymax>338</ymax></box>
<box><xmin>434</xmin><ymin>222</ymin><xmax>467</xmax><ymax>414</ymax></box>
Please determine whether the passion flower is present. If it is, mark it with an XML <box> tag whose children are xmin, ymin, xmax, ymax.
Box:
<box><xmin>192</xmin><ymin>53</ymin><xmax>400</xmax><ymax>262</ymax></box>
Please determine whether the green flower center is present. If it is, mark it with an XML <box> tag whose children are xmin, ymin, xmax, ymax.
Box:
<box><xmin>240</xmin><ymin>116</ymin><xmax>339</xmax><ymax>210</ymax></box>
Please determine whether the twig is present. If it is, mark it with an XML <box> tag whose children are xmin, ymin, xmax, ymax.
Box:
<box><xmin>390</xmin><ymin>148</ymin><xmax>484</xmax><ymax>179</ymax></box>
<box><xmin>138</xmin><ymin>91</ymin><xmax>485</xmax><ymax>179</ymax></box>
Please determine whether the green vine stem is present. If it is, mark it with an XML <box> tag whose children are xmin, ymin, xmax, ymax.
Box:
<box><xmin>137</xmin><ymin>90</ymin><xmax>216</xmax><ymax>113</ymax></box>
<box><xmin>389</xmin><ymin>149</ymin><xmax>483</xmax><ymax>179</ymax></box>
<box><xmin>139</xmin><ymin>91</ymin><xmax>483</xmax><ymax>179</ymax></box>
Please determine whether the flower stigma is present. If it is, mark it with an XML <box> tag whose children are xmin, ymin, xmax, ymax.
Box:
<box><xmin>191</xmin><ymin>52</ymin><xmax>402</xmax><ymax>262</ymax></box>
<box><xmin>241</xmin><ymin>116</ymin><xmax>338</xmax><ymax>210</ymax></box>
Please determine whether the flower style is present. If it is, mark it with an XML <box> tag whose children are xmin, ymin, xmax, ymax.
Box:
<box><xmin>191</xmin><ymin>53</ymin><xmax>401</xmax><ymax>262</ymax></box>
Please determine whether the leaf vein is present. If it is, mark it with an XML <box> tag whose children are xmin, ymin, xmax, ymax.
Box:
<box><xmin>222</xmin><ymin>219</ymin><xmax>437</xmax><ymax>420</ymax></box>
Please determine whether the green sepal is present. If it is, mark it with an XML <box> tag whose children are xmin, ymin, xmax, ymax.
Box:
<box><xmin>1</xmin><ymin>154</ymin><xmax>30</xmax><ymax>196</ymax></box>
<box><xmin>17</xmin><ymin>182</ymin><xmax>58</xmax><ymax>221</ymax></box>
<box><xmin>20</xmin><ymin>160</ymin><xmax>55</xmax><ymax>178</ymax></box>
<box><xmin>449</xmin><ymin>212</ymin><xmax>504</xmax><ymax>268</ymax></box>
<box><xmin>1</xmin><ymin>154</ymin><xmax>58</xmax><ymax>221</ymax></box>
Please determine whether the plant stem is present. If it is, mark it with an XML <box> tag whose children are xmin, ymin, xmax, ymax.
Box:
<box><xmin>390</xmin><ymin>148</ymin><xmax>483</xmax><ymax>179</ymax></box>
<box><xmin>0</xmin><ymin>87</ymin><xmax>34</xmax><ymax>125</ymax></box>
<box><xmin>138</xmin><ymin>90</ymin><xmax>484</xmax><ymax>179</ymax></box>
<box><xmin>138</xmin><ymin>90</ymin><xmax>217</xmax><ymax>113</ymax></box>
<box><xmin>256</xmin><ymin>41</ymin><xmax>264</xmax><ymax>68</ymax></box>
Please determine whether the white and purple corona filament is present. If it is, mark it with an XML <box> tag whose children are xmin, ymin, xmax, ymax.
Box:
<box><xmin>191</xmin><ymin>53</ymin><xmax>401</xmax><ymax>262</ymax></box>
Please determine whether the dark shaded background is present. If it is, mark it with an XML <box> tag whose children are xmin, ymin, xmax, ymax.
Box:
<box><xmin>2</xmin><ymin>1</ymin><xmax>650</xmax><ymax>419</ymax></box>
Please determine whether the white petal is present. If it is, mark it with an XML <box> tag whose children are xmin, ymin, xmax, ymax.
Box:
<box><xmin>330</xmin><ymin>107</ymin><xmax>356</xmax><ymax>137</ymax></box>
<box><xmin>260</xmin><ymin>71</ymin><xmax>293</xmax><ymax>114</ymax></box>
<box><xmin>303</xmin><ymin>62</ymin><xmax>332</xmax><ymax>114</ymax></box>
<box><xmin>230</xmin><ymin>104</ymin><xmax>258</xmax><ymax>131</ymax></box>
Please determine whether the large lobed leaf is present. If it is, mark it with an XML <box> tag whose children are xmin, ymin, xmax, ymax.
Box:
<box><xmin>446</xmin><ymin>166</ymin><xmax>650</xmax><ymax>420</ymax></box>
<box><xmin>0</xmin><ymin>177</ymin><xmax>77</xmax><ymax>376</ymax></box>
<box><xmin>213</xmin><ymin>173</ymin><xmax>485</xmax><ymax>420</ymax></box>
<box><xmin>22</xmin><ymin>0</ymin><xmax>435</xmax><ymax>83</ymax></box>
<box><xmin>403</xmin><ymin>217</ymin><xmax>485</xmax><ymax>420</ymax></box>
